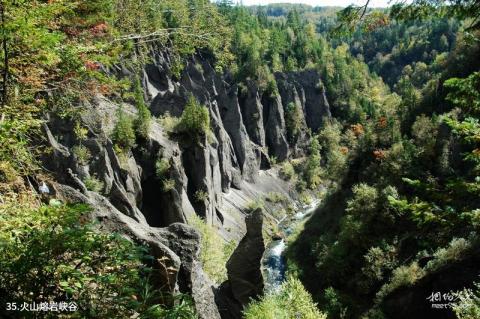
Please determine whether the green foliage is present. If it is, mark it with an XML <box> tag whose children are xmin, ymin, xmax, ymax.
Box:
<box><xmin>285</xmin><ymin>102</ymin><xmax>304</xmax><ymax>142</ymax></box>
<box><xmin>346</xmin><ymin>184</ymin><xmax>379</xmax><ymax>215</ymax></box>
<box><xmin>178</xmin><ymin>96</ymin><xmax>211</xmax><ymax>138</ymax></box>
<box><xmin>83</xmin><ymin>175</ymin><xmax>104</xmax><ymax>193</ymax></box>
<box><xmin>0</xmin><ymin>0</ymin><xmax>233</xmax><ymax>183</ymax></box>
<box><xmin>411</xmin><ymin>114</ymin><xmax>438</xmax><ymax>157</ymax></box>
<box><xmin>112</xmin><ymin>108</ymin><xmax>136</xmax><ymax>151</ymax></box>
<box><xmin>194</xmin><ymin>190</ymin><xmax>209</xmax><ymax>203</ymax></box>
<box><xmin>72</xmin><ymin>144</ymin><xmax>92</xmax><ymax>166</ymax></box>
<box><xmin>158</xmin><ymin>112</ymin><xmax>181</xmax><ymax>134</ymax></box>
<box><xmin>323</xmin><ymin>287</ymin><xmax>348</xmax><ymax>319</ymax></box>
<box><xmin>362</xmin><ymin>245</ymin><xmax>398</xmax><ymax>283</ymax></box>
<box><xmin>243</xmin><ymin>277</ymin><xmax>327</xmax><ymax>319</ymax></box>
<box><xmin>279</xmin><ymin>161</ymin><xmax>295</xmax><ymax>181</ymax></box>
<box><xmin>74</xmin><ymin>122</ymin><xmax>89</xmax><ymax>141</ymax></box>
<box><xmin>304</xmin><ymin>137</ymin><xmax>323</xmax><ymax>189</ymax></box>
<box><xmin>445</xmin><ymin>72</ymin><xmax>480</xmax><ymax>169</ymax></box>
<box><xmin>425</xmin><ymin>238</ymin><xmax>472</xmax><ymax>272</ymax></box>
<box><xmin>228</xmin><ymin>5</ymin><xmax>321</xmax><ymax>82</ymax></box>
<box><xmin>0</xmin><ymin>201</ymin><xmax>191</xmax><ymax>318</ymax></box>
<box><xmin>267</xmin><ymin>4</ymin><xmax>480</xmax><ymax>319</ymax></box>
<box><xmin>376</xmin><ymin>262</ymin><xmax>425</xmax><ymax>302</ymax></box>
<box><xmin>0</xmin><ymin>161</ymin><xmax>18</xmax><ymax>183</ymax></box>
<box><xmin>445</xmin><ymin>72</ymin><xmax>480</xmax><ymax>112</ymax></box>
<box><xmin>245</xmin><ymin>199</ymin><xmax>265</xmax><ymax>213</ymax></box>
<box><xmin>454</xmin><ymin>282</ymin><xmax>480</xmax><ymax>319</ymax></box>
<box><xmin>0</xmin><ymin>117</ymin><xmax>40</xmax><ymax>175</ymax></box>
<box><xmin>265</xmin><ymin>192</ymin><xmax>287</xmax><ymax>204</ymax></box>
<box><xmin>155</xmin><ymin>157</ymin><xmax>171</xmax><ymax>180</ymax></box>
<box><xmin>318</xmin><ymin>121</ymin><xmax>348</xmax><ymax>180</ymax></box>
<box><xmin>162</xmin><ymin>179</ymin><xmax>176</xmax><ymax>192</ymax></box>
<box><xmin>189</xmin><ymin>215</ymin><xmax>236</xmax><ymax>284</ymax></box>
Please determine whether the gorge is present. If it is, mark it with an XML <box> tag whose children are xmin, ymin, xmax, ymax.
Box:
<box><xmin>1</xmin><ymin>1</ymin><xmax>480</xmax><ymax>319</ymax></box>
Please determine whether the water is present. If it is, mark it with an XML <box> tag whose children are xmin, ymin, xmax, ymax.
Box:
<box><xmin>262</xmin><ymin>200</ymin><xmax>320</xmax><ymax>292</ymax></box>
<box><xmin>263</xmin><ymin>239</ymin><xmax>287</xmax><ymax>292</ymax></box>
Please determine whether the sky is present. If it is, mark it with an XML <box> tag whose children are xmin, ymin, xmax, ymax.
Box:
<box><xmin>238</xmin><ymin>0</ymin><xmax>391</xmax><ymax>8</ymax></box>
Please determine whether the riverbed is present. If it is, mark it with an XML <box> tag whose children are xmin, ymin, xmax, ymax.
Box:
<box><xmin>262</xmin><ymin>199</ymin><xmax>321</xmax><ymax>292</ymax></box>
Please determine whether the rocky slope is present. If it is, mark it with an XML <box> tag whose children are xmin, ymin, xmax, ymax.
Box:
<box><xmin>40</xmin><ymin>50</ymin><xmax>331</xmax><ymax>318</ymax></box>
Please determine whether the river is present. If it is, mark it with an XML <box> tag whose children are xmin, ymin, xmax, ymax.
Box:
<box><xmin>262</xmin><ymin>199</ymin><xmax>321</xmax><ymax>292</ymax></box>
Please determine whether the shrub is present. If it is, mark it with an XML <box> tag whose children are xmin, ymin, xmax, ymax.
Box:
<box><xmin>362</xmin><ymin>245</ymin><xmax>398</xmax><ymax>283</ymax></box>
<box><xmin>346</xmin><ymin>184</ymin><xmax>379</xmax><ymax>215</ymax></box>
<box><xmin>299</xmin><ymin>192</ymin><xmax>313</xmax><ymax>206</ymax></box>
<box><xmin>194</xmin><ymin>190</ymin><xmax>209</xmax><ymax>202</ymax></box>
<box><xmin>0</xmin><ymin>201</ymin><xmax>193</xmax><ymax>318</ymax></box>
<box><xmin>269</xmin><ymin>155</ymin><xmax>277</xmax><ymax>166</ymax></box>
<box><xmin>73</xmin><ymin>122</ymin><xmax>88</xmax><ymax>141</ymax></box>
<box><xmin>323</xmin><ymin>287</ymin><xmax>348</xmax><ymax>319</ymax></box>
<box><xmin>265</xmin><ymin>192</ymin><xmax>287</xmax><ymax>204</ymax></box>
<box><xmin>83</xmin><ymin>175</ymin><xmax>104</xmax><ymax>193</ymax></box>
<box><xmin>189</xmin><ymin>215</ymin><xmax>236</xmax><ymax>283</ymax></box>
<box><xmin>453</xmin><ymin>282</ymin><xmax>480</xmax><ymax>319</ymax></box>
<box><xmin>162</xmin><ymin>179</ymin><xmax>176</xmax><ymax>192</ymax></box>
<box><xmin>179</xmin><ymin>95</ymin><xmax>210</xmax><ymax>137</ymax></box>
<box><xmin>411</xmin><ymin>114</ymin><xmax>438</xmax><ymax>157</ymax></box>
<box><xmin>155</xmin><ymin>157</ymin><xmax>171</xmax><ymax>180</ymax></box>
<box><xmin>279</xmin><ymin>161</ymin><xmax>295</xmax><ymax>180</ymax></box>
<box><xmin>425</xmin><ymin>238</ymin><xmax>471</xmax><ymax>271</ymax></box>
<box><xmin>0</xmin><ymin>161</ymin><xmax>18</xmax><ymax>183</ymax></box>
<box><xmin>245</xmin><ymin>199</ymin><xmax>265</xmax><ymax>213</ymax></box>
<box><xmin>296</xmin><ymin>179</ymin><xmax>308</xmax><ymax>192</ymax></box>
<box><xmin>72</xmin><ymin>144</ymin><xmax>92</xmax><ymax>165</ymax></box>
<box><xmin>158</xmin><ymin>112</ymin><xmax>181</xmax><ymax>134</ymax></box>
<box><xmin>112</xmin><ymin>108</ymin><xmax>136</xmax><ymax>151</ymax></box>
<box><xmin>0</xmin><ymin>117</ymin><xmax>40</xmax><ymax>176</ymax></box>
<box><xmin>376</xmin><ymin>262</ymin><xmax>425</xmax><ymax>302</ymax></box>
<box><xmin>243</xmin><ymin>277</ymin><xmax>327</xmax><ymax>319</ymax></box>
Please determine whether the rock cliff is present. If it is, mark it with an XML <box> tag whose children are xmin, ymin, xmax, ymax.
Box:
<box><xmin>41</xmin><ymin>51</ymin><xmax>331</xmax><ymax>318</ymax></box>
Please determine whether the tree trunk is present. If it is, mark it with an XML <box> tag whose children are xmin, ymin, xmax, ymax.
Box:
<box><xmin>0</xmin><ymin>1</ymin><xmax>8</xmax><ymax>109</ymax></box>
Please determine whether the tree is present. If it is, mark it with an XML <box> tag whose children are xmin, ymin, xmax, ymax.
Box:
<box><xmin>336</xmin><ymin>0</ymin><xmax>480</xmax><ymax>34</ymax></box>
<box><xmin>285</xmin><ymin>102</ymin><xmax>304</xmax><ymax>143</ymax></box>
<box><xmin>132</xmin><ymin>77</ymin><xmax>151</xmax><ymax>139</ymax></box>
<box><xmin>113</xmin><ymin>107</ymin><xmax>136</xmax><ymax>151</ymax></box>
<box><xmin>179</xmin><ymin>95</ymin><xmax>210</xmax><ymax>137</ymax></box>
<box><xmin>305</xmin><ymin>137</ymin><xmax>323</xmax><ymax>189</ymax></box>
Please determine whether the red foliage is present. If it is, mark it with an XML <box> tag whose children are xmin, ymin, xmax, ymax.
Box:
<box><xmin>85</xmin><ymin>61</ymin><xmax>100</xmax><ymax>71</ymax></box>
<box><xmin>340</xmin><ymin>147</ymin><xmax>349</xmax><ymax>155</ymax></box>
<box><xmin>378</xmin><ymin>116</ymin><xmax>388</xmax><ymax>129</ymax></box>
<box><xmin>373</xmin><ymin>149</ymin><xmax>386</xmax><ymax>160</ymax></box>
<box><xmin>90</xmin><ymin>23</ymin><xmax>108</xmax><ymax>36</ymax></box>
<box><xmin>351</xmin><ymin>123</ymin><xmax>364</xmax><ymax>136</ymax></box>
<box><xmin>63</xmin><ymin>27</ymin><xmax>81</xmax><ymax>37</ymax></box>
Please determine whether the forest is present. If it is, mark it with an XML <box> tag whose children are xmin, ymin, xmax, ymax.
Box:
<box><xmin>0</xmin><ymin>0</ymin><xmax>479</xmax><ymax>318</ymax></box>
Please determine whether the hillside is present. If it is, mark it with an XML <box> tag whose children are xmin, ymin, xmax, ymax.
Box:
<box><xmin>0</xmin><ymin>1</ymin><xmax>479</xmax><ymax>319</ymax></box>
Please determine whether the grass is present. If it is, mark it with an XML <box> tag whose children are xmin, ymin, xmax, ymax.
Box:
<box><xmin>158</xmin><ymin>112</ymin><xmax>180</xmax><ymax>134</ymax></box>
<box><xmin>188</xmin><ymin>215</ymin><xmax>236</xmax><ymax>284</ymax></box>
